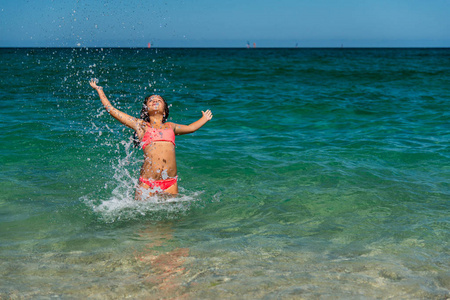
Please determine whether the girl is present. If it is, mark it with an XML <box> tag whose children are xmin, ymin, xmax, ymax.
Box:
<box><xmin>89</xmin><ymin>79</ymin><xmax>213</xmax><ymax>199</ymax></box>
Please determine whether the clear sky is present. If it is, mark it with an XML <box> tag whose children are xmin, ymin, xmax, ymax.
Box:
<box><xmin>1</xmin><ymin>0</ymin><xmax>449</xmax><ymax>47</ymax></box>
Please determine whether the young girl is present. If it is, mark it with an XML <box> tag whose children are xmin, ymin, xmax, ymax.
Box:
<box><xmin>89</xmin><ymin>79</ymin><xmax>213</xmax><ymax>199</ymax></box>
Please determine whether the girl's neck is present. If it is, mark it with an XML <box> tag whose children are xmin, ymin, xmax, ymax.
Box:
<box><xmin>149</xmin><ymin>115</ymin><xmax>164</xmax><ymax>127</ymax></box>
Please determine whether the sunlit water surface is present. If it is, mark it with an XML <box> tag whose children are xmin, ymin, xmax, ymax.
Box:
<box><xmin>0</xmin><ymin>48</ymin><xmax>449</xmax><ymax>299</ymax></box>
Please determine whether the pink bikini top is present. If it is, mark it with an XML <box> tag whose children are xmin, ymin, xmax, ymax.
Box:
<box><xmin>141</xmin><ymin>125</ymin><xmax>175</xmax><ymax>149</ymax></box>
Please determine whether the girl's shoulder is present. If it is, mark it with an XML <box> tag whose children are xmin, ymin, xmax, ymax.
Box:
<box><xmin>136</xmin><ymin>119</ymin><xmax>149</xmax><ymax>131</ymax></box>
<box><xmin>165</xmin><ymin>122</ymin><xmax>176</xmax><ymax>130</ymax></box>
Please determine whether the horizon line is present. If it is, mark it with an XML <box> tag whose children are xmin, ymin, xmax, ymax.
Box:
<box><xmin>1</xmin><ymin>46</ymin><xmax>450</xmax><ymax>49</ymax></box>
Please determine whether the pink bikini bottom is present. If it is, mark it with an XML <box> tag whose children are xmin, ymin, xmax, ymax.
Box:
<box><xmin>139</xmin><ymin>176</ymin><xmax>177</xmax><ymax>191</ymax></box>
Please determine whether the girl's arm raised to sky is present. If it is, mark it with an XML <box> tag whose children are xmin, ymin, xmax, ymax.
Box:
<box><xmin>170</xmin><ymin>110</ymin><xmax>213</xmax><ymax>135</ymax></box>
<box><xmin>90</xmin><ymin>79</ymin><xmax>141</xmax><ymax>131</ymax></box>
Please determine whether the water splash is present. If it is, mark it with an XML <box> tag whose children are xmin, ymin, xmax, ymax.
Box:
<box><xmin>84</xmin><ymin>190</ymin><xmax>202</xmax><ymax>223</ymax></box>
<box><xmin>81</xmin><ymin>138</ymin><xmax>202</xmax><ymax>223</ymax></box>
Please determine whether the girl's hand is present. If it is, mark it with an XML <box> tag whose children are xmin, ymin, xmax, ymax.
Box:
<box><xmin>89</xmin><ymin>78</ymin><xmax>102</xmax><ymax>90</ymax></box>
<box><xmin>202</xmin><ymin>109</ymin><xmax>213</xmax><ymax>121</ymax></box>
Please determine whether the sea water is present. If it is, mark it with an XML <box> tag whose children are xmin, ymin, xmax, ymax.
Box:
<box><xmin>0</xmin><ymin>48</ymin><xmax>449</xmax><ymax>299</ymax></box>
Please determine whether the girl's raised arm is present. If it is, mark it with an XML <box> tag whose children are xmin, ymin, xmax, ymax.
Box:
<box><xmin>169</xmin><ymin>110</ymin><xmax>213</xmax><ymax>135</ymax></box>
<box><xmin>90</xmin><ymin>79</ymin><xmax>142</xmax><ymax>132</ymax></box>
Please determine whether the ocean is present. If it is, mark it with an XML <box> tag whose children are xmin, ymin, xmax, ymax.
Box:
<box><xmin>0</xmin><ymin>47</ymin><xmax>449</xmax><ymax>299</ymax></box>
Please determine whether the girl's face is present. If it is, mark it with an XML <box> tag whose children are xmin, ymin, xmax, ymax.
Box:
<box><xmin>147</xmin><ymin>95</ymin><xmax>165</xmax><ymax>113</ymax></box>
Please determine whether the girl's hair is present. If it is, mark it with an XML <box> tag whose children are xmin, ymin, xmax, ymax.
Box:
<box><xmin>133</xmin><ymin>95</ymin><xmax>170</xmax><ymax>147</ymax></box>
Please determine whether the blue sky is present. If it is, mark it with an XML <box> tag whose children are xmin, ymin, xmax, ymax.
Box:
<box><xmin>1</xmin><ymin>0</ymin><xmax>449</xmax><ymax>47</ymax></box>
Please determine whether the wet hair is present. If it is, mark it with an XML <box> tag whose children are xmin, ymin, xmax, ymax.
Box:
<box><xmin>133</xmin><ymin>95</ymin><xmax>170</xmax><ymax>147</ymax></box>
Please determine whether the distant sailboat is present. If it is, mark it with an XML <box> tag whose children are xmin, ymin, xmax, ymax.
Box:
<box><xmin>246</xmin><ymin>41</ymin><xmax>256</xmax><ymax>49</ymax></box>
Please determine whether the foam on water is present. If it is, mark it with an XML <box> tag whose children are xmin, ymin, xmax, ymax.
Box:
<box><xmin>83</xmin><ymin>189</ymin><xmax>202</xmax><ymax>223</ymax></box>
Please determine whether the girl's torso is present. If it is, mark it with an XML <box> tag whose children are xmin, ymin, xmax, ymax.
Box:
<box><xmin>139</xmin><ymin>123</ymin><xmax>177</xmax><ymax>180</ymax></box>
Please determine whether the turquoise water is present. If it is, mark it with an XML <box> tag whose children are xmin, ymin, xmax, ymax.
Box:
<box><xmin>0</xmin><ymin>48</ymin><xmax>449</xmax><ymax>298</ymax></box>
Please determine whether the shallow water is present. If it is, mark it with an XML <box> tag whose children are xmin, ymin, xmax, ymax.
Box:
<box><xmin>0</xmin><ymin>48</ymin><xmax>449</xmax><ymax>299</ymax></box>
